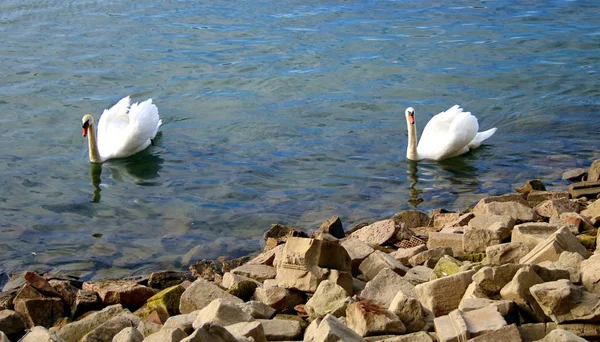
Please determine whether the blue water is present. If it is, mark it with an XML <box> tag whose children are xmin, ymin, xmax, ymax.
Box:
<box><xmin>1</xmin><ymin>0</ymin><xmax>599</xmax><ymax>279</ymax></box>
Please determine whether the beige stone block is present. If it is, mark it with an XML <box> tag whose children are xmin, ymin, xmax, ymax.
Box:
<box><xmin>512</xmin><ymin>223</ymin><xmax>562</xmax><ymax>249</ymax></box>
<box><xmin>427</xmin><ymin>233</ymin><xmax>464</xmax><ymax>256</ymax></box>
<box><xmin>519</xmin><ymin>227</ymin><xmax>591</xmax><ymax>265</ymax></box>
<box><xmin>415</xmin><ymin>270</ymin><xmax>476</xmax><ymax>317</ymax></box>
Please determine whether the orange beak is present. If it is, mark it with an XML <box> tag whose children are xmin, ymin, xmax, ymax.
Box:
<box><xmin>82</xmin><ymin>127</ymin><xmax>88</xmax><ymax>137</ymax></box>
<box><xmin>409</xmin><ymin>114</ymin><xmax>415</xmax><ymax>124</ymax></box>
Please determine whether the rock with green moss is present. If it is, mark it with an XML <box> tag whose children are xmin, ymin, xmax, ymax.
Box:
<box><xmin>146</xmin><ymin>284</ymin><xmax>185</xmax><ymax>317</ymax></box>
<box><xmin>577</xmin><ymin>234</ymin><xmax>596</xmax><ymax>250</ymax></box>
<box><xmin>456</xmin><ymin>253</ymin><xmax>486</xmax><ymax>263</ymax></box>
<box><xmin>227</xmin><ymin>280</ymin><xmax>258</xmax><ymax>301</ymax></box>
<box><xmin>430</xmin><ymin>255</ymin><xmax>463</xmax><ymax>280</ymax></box>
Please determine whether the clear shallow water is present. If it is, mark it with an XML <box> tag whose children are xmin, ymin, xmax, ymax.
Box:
<box><xmin>1</xmin><ymin>0</ymin><xmax>599</xmax><ymax>279</ymax></box>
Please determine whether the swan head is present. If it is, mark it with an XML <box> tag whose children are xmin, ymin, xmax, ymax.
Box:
<box><xmin>81</xmin><ymin>114</ymin><xmax>93</xmax><ymax>137</ymax></box>
<box><xmin>405</xmin><ymin>107</ymin><xmax>415</xmax><ymax>125</ymax></box>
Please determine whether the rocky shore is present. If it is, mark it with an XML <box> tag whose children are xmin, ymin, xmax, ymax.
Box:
<box><xmin>2</xmin><ymin>161</ymin><xmax>600</xmax><ymax>342</ymax></box>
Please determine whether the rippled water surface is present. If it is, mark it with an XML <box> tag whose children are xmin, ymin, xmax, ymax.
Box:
<box><xmin>1</xmin><ymin>0</ymin><xmax>599</xmax><ymax>279</ymax></box>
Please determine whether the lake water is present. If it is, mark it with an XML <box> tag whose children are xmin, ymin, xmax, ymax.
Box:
<box><xmin>1</xmin><ymin>0</ymin><xmax>599</xmax><ymax>280</ymax></box>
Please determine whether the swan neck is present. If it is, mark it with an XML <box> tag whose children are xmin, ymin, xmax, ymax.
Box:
<box><xmin>87</xmin><ymin>122</ymin><xmax>102</xmax><ymax>163</ymax></box>
<box><xmin>407</xmin><ymin>120</ymin><xmax>419</xmax><ymax>161</ymax></box>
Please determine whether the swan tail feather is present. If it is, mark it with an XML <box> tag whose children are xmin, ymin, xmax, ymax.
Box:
<box><xmin>468</xmin><ymin>127</ymin><xmax>497</xmax><ymax>149</ymax></box>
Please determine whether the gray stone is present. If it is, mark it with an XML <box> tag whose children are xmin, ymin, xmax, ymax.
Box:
<box><xmin>500</xmin><ymin>266</ymin><xmax>547</xmax><ymax>322</ymax></box>
<box><xmin>459</xmin><ymin>298</ymin><xmax>518</xmax><ymax>323</ymax></box>
<box><xmin>588</xmin><ymin>160</ymin><xmax>600</xmax><ymax>182</ymax></box>
<box><xmin>404</xmin><ymin>266</ymin><xmax>434</xmax><ymax>285</ymax></box>
<box><xmin>409</xmin><ymin>247</ymin><xmax>453</xmax><ymax>268</ymax></box>
<box><xmin>463</xmin><ymin>223</ymin><xmax>511</xmax><ymax>254</ymax></box>
<box><xmin>443</xmin><ymin>213</ymin><xmax>475</xmax><ymax>229</ymax></box>
<box><xmin>556</xmin><ymin>323</ymin><xmax>600</xmax><ymax>341</ymax></box>
<box><xmin>0</xmin><ymin>309</ymin><xmax>25</xmax><ymax>340</ymax></box>
<box><xmin>162</xmin><ymin>312</ymin><xmax>198</xmax><ymax>335</ymax></box>
<box><xmin>349</xmin><ymin>220</ymin><xmax>398</xmax><ymax>247</ymax></box>
<box><xmin>346</xmin><ymin>301</ymin><xmax>405</xmax><ymax>337</ymax></box>
<box><xmin>434</xmin><ymin>309</ymin><xmax>468</xmax><ymax>342</ymax></box>
<box><xmin>303</xmin><ymin>314</ymin><xmax>365</xmax><ymax>342</ymax></box>
<box><xmin>550</xmin><ymin>212</ymin><xmax>595</xmax><ymax>235</ymax></box>
<box><xmin>181</xmin><ymin>322</ymin><xmax>238</xmax><ymax>342</ymax></box>
<box><xmin>393</xmin><ymin>210</ymin><xmax>432</xmax><ymax>229</ymax></box>
<box><xmin>136</xmin><ymin>320</ymin><xmax>161</xmax><ymax>337</ymax></box>
<box><xmin>427</xmin><ymin>233</ymin><xmax>464</xmax><ymax>256</ymax></box>
<box><xmin>237</xmin><ymin>300</ymin><xmax>276</xmax><ymax>319</ymax></box>
<box><xmin>20</xmin><ymin>326</ymin><xmax>62</xmax><ymax>342</ymax></box>
<box><xmin>359</xmin><ymin>250</ymin><xmax>409</xmax><ymax>281</ymax></box>
<box><xmin>530</xmin><ymin>279</ymin><xmax>600</xmax><ymax>324</ymax></box>
<box><xmin>253</xmin><ymin>285</ymin><xmax>305</xmax><ymax>313</ymax></box>
<box><xmin>534</xmin><ymin>328</ymin><xmax>587</xmax><ymax>342</ymax></box>
<box><xmin>462</xmin><ymin>306</ymin><xmax>507</xmax><ymax>337</ymax></box>
<box><xmin>143</xmin><ymin>328</ymin><xmax>188</xmax><ymax>342</ymax></box>
<box><xmin>474</xmin><ymin>200</ymin><xmax>538</xmax><ymax>223</ymax></box>
<box><xmin>112</xmin><ymin>327</ymin><xmax>143</xmax><ymax>342</ymax></box>
<box><xmin>390</xmin><ymin>245</ymin><xmax>427</xmax><ymax>266</ymax></box>
<box><xmin>468</xmin><ymin>214</ymin><xmax>515</xmax><ymax>231</ymax></box>
<box><xmin>315</xmin><ymin>216</ymin><xmax>345</xmax><ymax>239</ymax></box>
<box><xmin>466</xmin><ymin>324</ymin><xmax>522</xmax><ymax>342</ymax></box>
<box><xmin>257</xmin><ymin>318</ymin><xmax>303</xmax><ymax>341</ymax></box>
<box><xmin>483</xmin><ymin>242</ymin><xmax>530</xmax><ymax>266</ymax></box>
<box><xmin>472</xmin><ymin>264</ymin><xmax>523</xmax><ymax>298</ymax></box>
<box><xmin>179</xmin><ymin>278</ymin><xmax>242</xmax><ymax>314</ymax></box>
<box><xmin>581</xmin><ymin>254</ymin><xmax>600</xmax><ymax>294</ymax></box>
<box><xmin>148</xmin><ymin>271</ymin><xmax>194</xmax><ymax>290</ymax></box>
<box><xmin>563</xmin><ymin>168</ymin><xmax>587</xmax><ymax>182</ymax></box>
<box><xmin>388</xmin><ymin>291</ymin><xmax>426</xmax><ymax>333</ymax></box>
<box><xmin>305</xmin><ymin>280</ymin><xmax>351</xmax><ymax>320</ymax></box>
<box><xmin>341</xmin><ymin>238</ymin><xmax>375</xmax><ymax>274</ymax></box>
<box><xmin>247</xmin><ymin>244</ymin><xmax>284</xmax><ymax>267</ymax></box>
<box><xmin>225</xmin><ymin>321</ymin><xmax>267</xmax><ymax>342</ymax></box>
<box><xmin>432</xmin><ymin>212</ymin><xmax>461</xmax><ymax>229</ymax></box>
<box><xmin>276</xmin><ymin>237</ymin><xmax>352</xmax><ymax>294</ymax></box>
<box><xmin>535</xmin><ymin>199</ymin><xmax>580</xmax><ymax>219</ymax></box>
<box><xmin>414</xmin><ymin>270</ymin><xmax>476</xmax><ymax>317</ymax></box>
<box><xmin>220</xmin><ymin>272</ymin><xmax>260</xmax><ymax>290</ymax></box>
<box><xmin>528</xmin><ymin>191</ymin><xmax>571</xmax><ymax>206</ymax></box>
<box><xmin>80</xmin><ymin>312</ymin><xmax>140</xmax><ymax>342</ymax></box>
<box><xmin>359</xmin><ymin>268</ymin><xmax>415</xmax><ymax>307</ymax></box>
<box><xmin>541</xmin><ymin>252</ymin><xmax>585</xmax><ymax>283</ymax></box>
<box><xmin>231</xmin><ymin>264</ymin><xmax>277</xmax><ymax>282</ymax></box>
<box><xmin>518</xmin><ymin>323</ymin><xmax>557</xmax><ymax>342</ymax></box>
<box><xmin>192</xmin><ymin>298</ymin><xmax>253</xmax><ymax>329</ymax></box>
<box><xmin>54</xmin><ymin>304</ymin><xmax>126</xmax><ymax>342</ymax></box>
<box><xmin>374</xmin><ymin>331</ymin><xmax>434</xmax><ymax>342</ymax></box>
<box><xmin>581</xmin><ymin>198</ymin><xmax>600</xmax><ymax>218</ymax></box>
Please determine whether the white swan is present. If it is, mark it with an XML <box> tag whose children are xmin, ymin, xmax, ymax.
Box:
<box><xmin>406</xmin><ymin>105</ymin><xmax>496</xmax><ymax>161</ymax></box>
<box><xmin>82</xmin><ymin>96</ymin><xmax>162</xmax><ymax>163</ymax></box>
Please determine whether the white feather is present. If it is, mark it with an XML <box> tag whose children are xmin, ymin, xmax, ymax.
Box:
<box><xmin>406</xmin><ymin>105</ymin><xmax>496</xmax><ymax>161</ymax></box>
<box><xmin>94</xmin><ymin>96</ymin><xmax>161</xmax><ymax>162</ymax></box>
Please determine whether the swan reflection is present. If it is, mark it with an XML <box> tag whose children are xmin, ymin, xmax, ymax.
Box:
<box><xmin>406</xmin><ymin>155</ymin><xmax>481</xmax><ymax>208</ymax></box>
<box><xmin>406</xmin><ymin>160</ymin><xmax>424</xmax><ymax>207</ymax></box>
<box><xmin>89</xmin><ymin>151</ymin><xmax>164</xmax><ymax>202</ymax></box>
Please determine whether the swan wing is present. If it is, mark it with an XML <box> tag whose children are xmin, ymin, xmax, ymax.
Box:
<box><xmin>468</xmin><ymin>127</ymin><xmax>497</xmax><ymax>149</ymax></box>
<box><xmin>97</xmin><ymin>96</ymin><xmax>131</xmax><ymax>158</ymax></box>
<box><xmin>112</xmin><ymin>98</ymin><xmax>161</xmax><ymax>158</ymax></box>
<box><xmin>417</xmin><ymin>106</ymin><xmax>478</xmax><ymax>160</ymax></box>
